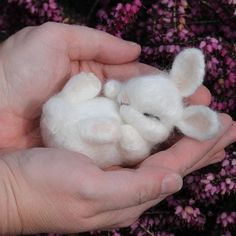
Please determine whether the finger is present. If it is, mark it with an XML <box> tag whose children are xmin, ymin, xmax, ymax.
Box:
<box><xmin>167</xmin><ymin>114</ymin><xmax>232</xmax><ymax>173</ymax></box>
<box><xmin>167</xmin><ymin>114</ymin><xmax>232</xmax><ymax>174</ymax></box>
<box><xmin>140</xmin><ymin>114</ymin><xmax>232</xmax><ymax>176</ymax></box>
<box><xmin>92</xmin><ymin>188</ymin><xmax>175</xmax><ymax>230</ymax></box>
<box><xmin>102</xmin><ymin>62</ymin><xmax>160</xmax><ymax>81</ymax></box>
<box><xmin>186</xmin><ymin>121</ymin><xmax>236</xmax><ymax>173</ymax></box>
<box><xmin>112</xmin><ymin>193</ymin><xmax>169</xmax><ymax>228</ymax></box>
<box><xmin>95</xmin><ymin>167</ymin><xmax>182</xmax><ymax>211</ymax></box>
<box><xmin>208</xmin><ymin>150</ymin><xmax>226</xmax><ymax>165</ymax></box>
<box><xmin>90</xmin><ymin>199</ymin><xmax>159</xmax><ymax>230</ymax></box>
<box><xmin>187</xmin><ymin>149</ymin><xmax>226</xmax><ymax>173</ymax></box>
<box><xmin>50</xmin><ymin>23</ymin><xmax>142</xmax><ymax>63</ymax></box>
<box><xmin>203</xmin><ymin>121</ymin><xmax>236</xmax><ymax>158</ymax></box>
<box><xmin>69</xmin><ymin>61</ymin><xmax>159</xmax><ymax>82</ymax></box>
<box><xmin>185</xmin><ymin>85</ymin><xmax>212</xmax><ymax>106</ymax></box>
<box><xmin>15</xmin><ymin>128</ymin><xmax>42</xmax><ymax>149</ymax></box>
<box><xmin>195</xmin><ymin>150</ymin><xmax>226</xmax><ymax>173</ymax></box>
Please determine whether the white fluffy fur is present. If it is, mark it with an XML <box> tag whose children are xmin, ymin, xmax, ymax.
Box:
<box><xmin>104</xmin><ymin>79</ymin><xmax>121</xmax><ymax>99</ymax></box>
<box><xmin>41</xmin><ymin>48</ymin><xmax>220</xmax><ymax>168</ymax></box>
<box><xmin>169</xmin><ymin>48</ymin><xmax>205</xmax><ymax>97</ymax></box>
<box><xmin>176</xmin><ymin>105</ymin><xmax>220</xmax><ymax>140</ymax></box>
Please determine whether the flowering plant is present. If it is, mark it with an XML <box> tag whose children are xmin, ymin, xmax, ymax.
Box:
<box><xmin>0</xmin><ymin>0</ymin><xmax>235</xmax><ymax>235</ymax></box>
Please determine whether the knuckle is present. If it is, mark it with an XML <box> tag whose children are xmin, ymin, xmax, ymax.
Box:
<box><xmin>41</xmin><ymin>21</ymin><xmax>57</xmax><ymax>29</ymax></box>
<box><xmin>217</xmin><ymin>152</ymin><xmax>226</xmax><ymax>162</ymax></box>
<box><xmin>77</xmin><ymin>180</ymin><xmax>97</xmax><ymax>200</ymax></box>
<box><xmin>219</xmin><ymin>153</ymin><xmax>226</xmax><ymax>161</ymax></box>
<box><xmin>39</xmin><ymin>22</ymin><xmax>63</xmax><ymax>36</ymax></box>
<box><xmin>21</xmin><ymin>26</ymin><xmax>35</xmax><ymax>33</ymax></box>
<box><xmin>136</xmin><ymin>186</ymin><xmax>152</xmax><ymax>205</ymax></box>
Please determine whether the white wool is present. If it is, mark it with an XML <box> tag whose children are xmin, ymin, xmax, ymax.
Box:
<box><xmin>169</xmin><ymin>48</ymin><xmax>205</xmax><ymax>97</ymax></box>
<box><xmin>104</xmin><ymin>79</ymin><xmax>121</xmax><ymax>99</ymax></box>
<box><xmin>176</xmin><ymin>105</ymin><xmax>220</xmax><ymax>141</ymax></box>
<box><xmin>41</xmin><ymin>48</ymin><xmax>220</xmax><ymax>168</ymax></box>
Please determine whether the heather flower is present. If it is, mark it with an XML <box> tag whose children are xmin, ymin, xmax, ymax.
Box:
<box><xmin>175</xmin><ymin>205</ymin><xmax>205</xmax><ymax>227</ymax></box>
<box><xmin>217</xmin><ymin>212</ymin><xmax>236</xmax><ymax>228</ymax></box>
<box><xmin>0</xmin><ymin>0</ymin><xmax>63</xmax><ymax>35</ymax></box>
<box><xmin>199</xmin><ymin>37</ymin><xmax>236</xmax><ymax>113</ymax></box>
<box><xmin>96</xmin><ymin>0</ymin><xmax>142</xmax><ymax>37</ymax></box>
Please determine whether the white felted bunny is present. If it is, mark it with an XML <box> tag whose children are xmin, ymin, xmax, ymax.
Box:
<box><xmin>41</xmin><ymin>48</ymin><xmax>220</xmax><ymax>168</ymax></box>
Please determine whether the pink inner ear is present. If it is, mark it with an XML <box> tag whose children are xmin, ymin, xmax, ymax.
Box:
<box><xmin>170</xmin><ymin>48</ymin><xmax>205</xmax><ymax>97</ymax></box>
<box><xmin>175</xmin><ymin>76</ymin><xmax>194</xmax><ymax>95</ymax></box>
<box><xmin>185</xmin><ymin>112</ymin><xmax>210</xmax><ymax>132</ymax></box>
<box><xmin>177</xmin><ymin>105</ymin><xmax>219</xmax><ymax>140</ymax></box>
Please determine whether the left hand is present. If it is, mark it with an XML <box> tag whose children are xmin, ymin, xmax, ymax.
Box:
<box><xmin>0</xmin><ymin>22</ymin><xmax>216</xmax><ymax>151</ymax></box>
<box><xmin>0</xmin><ymin>22</ymin><xmax>143</xmax><ymax>149</ymax></box>
<box><xmin>0</xmin><ymin>21</ymin><xmax>233</xmax><ymax>168</ymax></box>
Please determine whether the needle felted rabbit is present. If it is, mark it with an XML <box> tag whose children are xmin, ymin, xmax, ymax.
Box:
<box><xmin>40</xmin><ymin>48</ymin><xmax>220</xmax><ymax>168</ymax></box>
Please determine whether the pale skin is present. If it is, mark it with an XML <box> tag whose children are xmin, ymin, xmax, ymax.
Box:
<box><xmin>0</xmin><ymin>22</ymin><xmax>235</xmax><ymax>234</ymax></box>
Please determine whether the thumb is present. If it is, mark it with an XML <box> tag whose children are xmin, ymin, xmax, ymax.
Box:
<box><xmin>94</xmin><ymin>166</ymin><xmax>183</xmax><ymax>211</ymax></box>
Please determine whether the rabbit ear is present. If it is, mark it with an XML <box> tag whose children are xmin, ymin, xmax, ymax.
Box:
<box><xmin>169</xmin><ymin>48</ymin><xmax>205</xmax><ymax>97</ymax></box>
<box><xmin>176</xmin><ymin>105</ymin><xmax>220</xmax><ymax>140</ymax></box>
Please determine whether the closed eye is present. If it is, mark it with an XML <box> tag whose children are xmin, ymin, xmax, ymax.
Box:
<box><xmin>121</xmin><ymin>102</ymin><xmax>129</xmax><ymax>106</ymax></box>
<box><xmin>143</xmin><ymin>113</ymin><xmax>160</xmax><ymax>121</ymax></box>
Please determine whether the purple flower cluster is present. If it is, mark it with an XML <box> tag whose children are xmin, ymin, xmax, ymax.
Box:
<box><xmin>185</xmin><ymin>148</ymin><xmax>236</xmax><ymax>204</ymax></box>
<box><xmin>137</xmin><ymin>0</ymin><xmax>193</xmax><ymax>67</ymax></box>
<box><xmin>217</xmin><ymin>211</ymin><xmax>236</xmax><ymax>228</ymax></box>
<box><xmin>199</xmin><ymin>37</ymin><xmax>236</xmax><ymax>113</ymax></box>
<box><xmin>0</xmin><ymin>0</ymin><xmax>63</xmax><ymax>35</ymax></box>
<box><xmin>97</xmin><ymin>0</ymin><xmax>142</xmax><ymax>37</ymax></box>
<box><xmin>95</xmin><ymin>1</ymin><xmax>236</xmax><ymax>114</ymax></box>
<box><xmin>8</xmin><ymin>0</ymin><xmax>62</xmax><ymax>20</ymax></box>
<box><xmin>175</xmin><ymin>205</ymin><xmax>205</xmax><ymax>227</ymax></box>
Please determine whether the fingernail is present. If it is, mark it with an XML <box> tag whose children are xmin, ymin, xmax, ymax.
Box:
<box><xmin>161</xmin><ymin>173</ymin><xmax>183</xmax><ymax>195</ymax></box>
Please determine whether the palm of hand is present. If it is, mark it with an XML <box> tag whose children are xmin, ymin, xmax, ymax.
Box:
<box><xmin>0</xmin><ymin>28</ymin><xmax>66</xmax><ymax>147</ymax></box>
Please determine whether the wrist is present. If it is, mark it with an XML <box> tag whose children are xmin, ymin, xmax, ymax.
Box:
<box><xmin>0</xmin><ymin>159</ymin><xmax>23</xmax><ymax>234</ymax></box>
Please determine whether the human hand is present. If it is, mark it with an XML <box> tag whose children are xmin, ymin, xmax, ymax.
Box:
<box><xmin>0</xmin><ymin>22</ymin><xmax>235</xmax><ymax>234</ymax></box>
<box><xmin>0</xmin><ymin>21</ymin><xmax>223</xmax><ymax>152</ymax></box>
<box><xmin>0</xmin><ymin>22</ymin><xmax>142</xmax><ymax>149</ymax></box>
<box><xmin>0</xmin><ymin>113</ymin><xmax>235</xmax><ymax>234</ymax></box>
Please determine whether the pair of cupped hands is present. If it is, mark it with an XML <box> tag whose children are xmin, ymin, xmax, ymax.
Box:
<box><xmin>0</xmin><ymin>22</ymin><xmax>235</xmax><ymax>234</ymax></box>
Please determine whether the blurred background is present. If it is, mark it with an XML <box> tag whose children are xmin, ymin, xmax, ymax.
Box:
<box><xmin>0</xmin><ymin>1</ymin><xmax>235</xmax><ymax>235</ymax></box>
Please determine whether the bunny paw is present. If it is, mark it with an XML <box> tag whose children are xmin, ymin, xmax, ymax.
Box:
<box><xmin>119</xmin><ymin>124</ymin><xmax>150</xmax><ymax>160</ymax></box>
<box><xmin>62</xmin><ymin>72</ymin><xmax>102</xmax><ymax>101</ymax></box>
